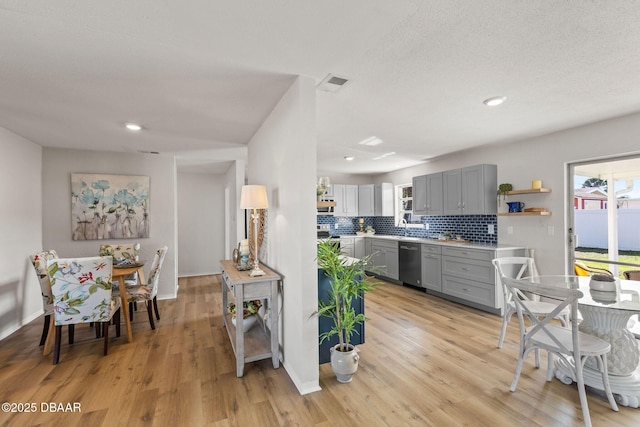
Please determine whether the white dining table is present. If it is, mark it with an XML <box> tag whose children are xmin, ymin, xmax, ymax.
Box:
<box><xmin>522</xmin><ymin>275</ymin><xmax>640</xmax><ymax>408</ymax></box>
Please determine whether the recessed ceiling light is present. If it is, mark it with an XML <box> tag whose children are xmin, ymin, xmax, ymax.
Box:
<box><xmin>344</xmin><ymin>156</ymin><xmax>355</xmax><ymax>161</ymax></box>
<box><xmin>125</xmin><ymin>122</ymin><xmax>143</xmax><ymax>131</ymax></box>
<box><xmin>358</xmin><ymin>136</ymin><xmax>383</xmax><ymax>146</ymax></box>
<box><xmin>373</xmin><ymin>152</ymin><xmax>396</xmax><ymax>160</ymax></box>
<box><xmin>483</xmin><ymin>96</ymin><xmax>507</xmax><ymax>107</ymax></box>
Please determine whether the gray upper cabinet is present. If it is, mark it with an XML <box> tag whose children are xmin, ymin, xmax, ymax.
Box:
<box><xmin>412</xmin><ymin>175</ymin><xmax>428</xmax><ymax>215</ymax></box>
<box><xmin>358</xmin><ymin>184</ymin><xmax>375</xmax><ymax>217</ymax></box>
<box><xmin>413</xmin><ymin>173</ymin><xmax>443</xmax><ymax>216</ymax></box>
<box><xmin>443</xmin><ymin>164</ymin><xmax>497</xmax><ymax>215</ymax></box>
<box><xmin>374</xmin><ymin>183</ymin><xmax>394</xmax><ymax>216</ymax></box>
<box><xmin>359</xmin><ymin>183</ymin><xmax>393</xmax><ymax>217</ymax></box>
<box><xmin>426</xmin><ymin>172</ymin><xmax>444</xmax><ymax>215</ymax></box>
<box><xmin>334</xmin><ymin>184</ymin><xmax>359</xmax><ymax>217</ymax></box>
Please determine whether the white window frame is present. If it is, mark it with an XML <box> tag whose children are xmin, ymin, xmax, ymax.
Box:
<box><xmin>395</xmin><ymin>184</ymin><xmax>424</xmax><ymax>228</ymax></box>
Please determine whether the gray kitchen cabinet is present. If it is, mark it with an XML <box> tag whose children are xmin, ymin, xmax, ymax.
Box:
<box><xmin>443</xmin><ymin>164</ymin><xmax>497</xmax><ymax>215</ymax></box>
<box><xmin>420</xmin><ymin>243</ymin><xmax>442</xmax><ymax>292</ymax></box>
<box><xmin>340</xmin><ymin>236</ymin><xmax>355</xmax><ymax>258</ymax></box>
<box><xmin>359</xmin><ymin>183</ymin><xmax>393</xmax><ymax>217</ymax></box>
<box><xmin>374</xmin><ymin>183</ymin><xmax>394</xmax><ymax>216</ymax></box>
<box><xmin>439</xmin><ymin>245</ymin><xmax>524</xmax><ymax>314</ymax></box>
<box><xmin>368</xmin><ymin>238</ymin><xmax>399</xmax><ymax>280</ymax></box>
<box><xmin>426</xmin><ymin>172</ymin><xmax>444</xmax><ymax>215</ymax></box>
<box><xmin>413</xmin><ymin>173</ymin><xmax>443</xmax><ymax>216</ymax></box>
<box><xmin>358</xmin><ymin>184</ymin><xmax>375</xmax><ymax>216</ymax></box>
<box><xmin>364</xmin><ymin>237</ymin><xmax>373</xmax><ymax>259</ymax></box>
<box><xmin>412</xmin><ymin>175</ymin><xmax>427</xmax><ymax>215</ymax></box>
<box><xmin>333</xmin><ymin>184</ymin><xmax>359</xmax><ymax>217</ymax></box>
<box><xmin>354</xmin><ymin>237</ymin><xmax>365</xmax><ymax>259</ymax></box>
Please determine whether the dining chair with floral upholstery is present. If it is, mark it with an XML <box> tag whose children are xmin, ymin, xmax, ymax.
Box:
<box><xmin>47</xmin><ymin>256</ymin><xmax>122</xmax><ymax>364</ymax></box>
<box><xmin>125</xmin><ymin>246</ymin><xmax>168</xmax><ymax>330</ymax></box>
<box><xmin>98</xmin><ymin>243</ymin><xmax>140</xmax><ymax>284</ymax></box>
<box><xmin>30</xmin><ymin>250</ymin><xmax>75</xmax><ymax>346</ymax></box>
<box><xmin>99</xmin><ymin>243</ymin><xmax>141</xmax><ymax>316</ymax></box>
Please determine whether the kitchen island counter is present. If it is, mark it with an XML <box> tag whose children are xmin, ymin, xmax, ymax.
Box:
<box><xmin>344</xmin><ymin>234</ymin><xmax>524</xmax><ymax>251</ymax></box>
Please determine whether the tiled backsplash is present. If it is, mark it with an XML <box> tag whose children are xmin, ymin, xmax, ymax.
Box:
<box><xmin>317</xmin><ymin>215</ymin><xmax>498</xmax><ymax>244</ymax></box>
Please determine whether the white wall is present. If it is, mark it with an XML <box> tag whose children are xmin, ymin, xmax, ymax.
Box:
<box><xmin>0</xmin><ymin>128</ymin><xmax>44</xmax><ymax>340</ymax></box>
<box><xmin>247</xmin><ymin>76</ymin><xmax>320</xmax><ymax>394</ymax></box>
<box><xmin>379</xmin><ymin>112</ymin><xmax>640</xmax><ymax>275</ymax></box>
<box><xmin>225</xmin><ymin>159</ymin><xmax>246</xmax><ymax>254</ymax></box>
<box><xmin>42</xmin><ymin>148</ymin><xmax>178</xmax><ymax>300</ymax></box>
<box><xmin>177</xmin><ymin>172</ymin><xmax>225</xmax><ymax>276</ymax></box>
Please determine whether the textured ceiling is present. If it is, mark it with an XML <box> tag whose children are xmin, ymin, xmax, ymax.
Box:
<box><xmin>2</xmin><ymin>1</ymin><xmax>640</xmax><ymax>175</ymax></box>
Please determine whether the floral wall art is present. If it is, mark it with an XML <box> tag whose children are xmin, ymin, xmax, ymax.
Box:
<box><xmin>71</xmin><ymin>173</ymin><xmax>150</xmax><ymax>240</ymax></box>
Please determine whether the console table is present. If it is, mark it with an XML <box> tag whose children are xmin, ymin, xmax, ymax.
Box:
<box><xmin>220</xmin><ymin>260</ymin><xmax>282</xmax><ymax>377</ymax></box>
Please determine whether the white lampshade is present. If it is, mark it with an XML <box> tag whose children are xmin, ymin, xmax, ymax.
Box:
<box><xmin>240</xmin><ymin>185</ymin><xmax>269</xmax><ymax>209</ymax></box>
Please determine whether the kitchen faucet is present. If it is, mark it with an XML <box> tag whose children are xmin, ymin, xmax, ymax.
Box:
<box><xmin>399</xmin><ymin>218</ymin><xmax>408</xmax><ymax>236</ymax></box>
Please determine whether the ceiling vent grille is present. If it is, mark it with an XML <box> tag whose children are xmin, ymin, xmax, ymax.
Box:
<box><xmin>317</xmin><ymin>73</ymin><xmax>350</xmax><ymax>93</ymax></box>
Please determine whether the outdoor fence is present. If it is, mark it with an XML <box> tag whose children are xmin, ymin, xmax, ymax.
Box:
<box><xmin>575</xmin><ymin>209</ymin><xmax>640</xmax><ymax>250</ymax></box>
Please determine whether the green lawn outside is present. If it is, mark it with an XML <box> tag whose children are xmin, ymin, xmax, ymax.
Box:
<box><xmin>575</xmin><ymin>247</ymin><xmax>640</xmax><ymax>278</ymax></box>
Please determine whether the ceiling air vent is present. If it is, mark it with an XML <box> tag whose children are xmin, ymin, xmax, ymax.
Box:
<box><xmin>317</xmin><ymin>73</ymin><xmax>350</xmax><ymax>93</ymax></box>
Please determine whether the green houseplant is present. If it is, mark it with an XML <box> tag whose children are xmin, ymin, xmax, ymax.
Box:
<box><xmin>314</xmin><ymin>239</ymin><xmax>379</xmax><ymax>382</ymax></box>
<box><xmin>228</xmin><ymin>299</ymin><xmax>262</xmax><ymax>332</ymax></box>
<box><xmin>497</xmin><ymin>183</ymin><xmax>513</xmax><ymax>206</ymax></box>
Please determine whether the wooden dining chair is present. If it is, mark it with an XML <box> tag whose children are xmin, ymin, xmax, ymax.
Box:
<box><xmin>47</xmin><ymin>256</ymin><xmax>121</xmax><ymax>364</ymax></box>
<box><xmin>502</xmin><ymin>275</ymin><xmax>618</xmax><ymax>427</ymax></box>
<box><xmin>30</xmin><ymin>250</ymin><xmax>75</xmax><ymax>346</ymax></box>
<box><xmin>125</xmin><ymin>246</ymin><xmax>168</xmax><ymax>330</ymax></box>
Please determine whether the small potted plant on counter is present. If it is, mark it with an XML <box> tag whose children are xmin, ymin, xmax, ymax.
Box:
<box><xmin>313</xmin><ymin>239</ymin><xmax>379</xmax><ymax>383</ymax></box>
<box><xmin>365</xmin><ymin>225</ymin><xmax>375</xmax><ymax>235</ymax></box>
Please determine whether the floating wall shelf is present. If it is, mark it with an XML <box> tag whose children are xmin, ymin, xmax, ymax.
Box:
<box><xmin>506</xmin><ymin>188</ymin><xmax>552</xmax><ymax>195</ymax></box>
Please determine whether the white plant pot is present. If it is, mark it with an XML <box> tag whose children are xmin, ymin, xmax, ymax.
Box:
<box><xmin>231</xmin><ymin>314</ymin><xmax>258</xmax><ymax>333</ymax></box>
<box><xmin>330</xmin><ymin>344</ymin><xmax>359</xmax><ymax>383</ymax></box>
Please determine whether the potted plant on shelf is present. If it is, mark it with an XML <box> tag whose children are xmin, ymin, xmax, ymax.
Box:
<box><xmin>313</xmin><ymin>239</ymin><xmax>379</xmax><ymax>383</ymax></box>
<box><xmin>228</xmin><ymin>299</ymin><xmax>262</xmax><ymax>332</ymax></box>
<box><xmin>497</xmin><ymin>183</ymin><xmax>513</xmax><ymax>206</ymax></box>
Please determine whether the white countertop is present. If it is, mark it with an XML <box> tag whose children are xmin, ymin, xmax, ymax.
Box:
<box><xmin>336</xmin><ymin>234</ymin><xmax>525</xmax><ymax>251</ymax></box>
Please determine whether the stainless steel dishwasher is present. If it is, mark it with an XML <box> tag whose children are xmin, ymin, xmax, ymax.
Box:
<box><xmin>399</xmin><ymin>241</ymin><xmax>421</xmax><ymax>287</ymax></box>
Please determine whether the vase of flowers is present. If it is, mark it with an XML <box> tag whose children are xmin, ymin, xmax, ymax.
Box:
<box><xmin>228</xmin><ymin>299</ymin><xmax>262</xmax><ymax>332</ymax></box>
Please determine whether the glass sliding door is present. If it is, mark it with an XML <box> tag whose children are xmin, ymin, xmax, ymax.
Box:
<box><xmin>568</xmin><ymin>156</ymin><xmax>640</xmax><ymax>278</ymax></box>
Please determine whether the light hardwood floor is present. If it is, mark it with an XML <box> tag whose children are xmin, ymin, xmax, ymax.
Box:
<box><xmin>1</xmin><ymin>275</ymin><xmax>639</xmax><ymax>426</ymax></box>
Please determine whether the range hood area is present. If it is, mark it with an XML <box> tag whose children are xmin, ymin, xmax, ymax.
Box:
<box><xmin>317</xmin><ymin>200</ymin><xmax>336</xmax><ymax>215</ymax></box>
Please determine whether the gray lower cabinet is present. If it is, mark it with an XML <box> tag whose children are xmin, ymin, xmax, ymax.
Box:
<box><xmin>367</xmin><ymin>238</ymin><xmax>399</xmax><ymax>280</ymax></box>
<box><xmin>354</xmin><ymin>237</ymin><xmax>365</xmax><ymax>259</ymax></box>
<box><xmin>340</xmin><ymin>237</ymin><xmax>355</xmax><ymax>258</ymax></box>
<box><xmin>420</xmin><ymin>243</ymin><xmax>442</xmax><ymax>292</ymax></box>
<box><xmin>439</xmin><ymin>246</ymin><xmax>525</xmax><ymax>314</ymax></box>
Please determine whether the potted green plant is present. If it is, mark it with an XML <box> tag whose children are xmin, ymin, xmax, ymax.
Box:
<box><xmin>497</xmin><ymin>183</ymin><xmax>513</xmax><ymax>206</ymax></box>
<box><xmin>365</xmin><ymin>225</ymin><xmax>375</xmax><ymax>235</ymax></box>
<box><xmin>314</xmin><ymin>239</ymin><xmax>379</xmax><ymax>383</ymax></box>
<box><xmin>228</xmin><ymin>299</ymin><xmax>262</xmax><ymax>332</ymax></box>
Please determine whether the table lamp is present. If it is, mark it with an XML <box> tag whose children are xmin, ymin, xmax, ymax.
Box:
<box><xmin>240</xmin><ymin>185</ymin><xmax>269</xmax><ymax>277</ymax></box>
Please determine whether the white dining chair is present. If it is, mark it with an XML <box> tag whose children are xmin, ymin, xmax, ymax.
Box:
<box><xmin>492</xmin><ymin>257</ymin><xmax>570</xmax><ymax>349</ymax></box>
<box><xmin>502</xmin><ymin>275</ymin><xmax>618</xmax><ymax>427</ymax></box>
